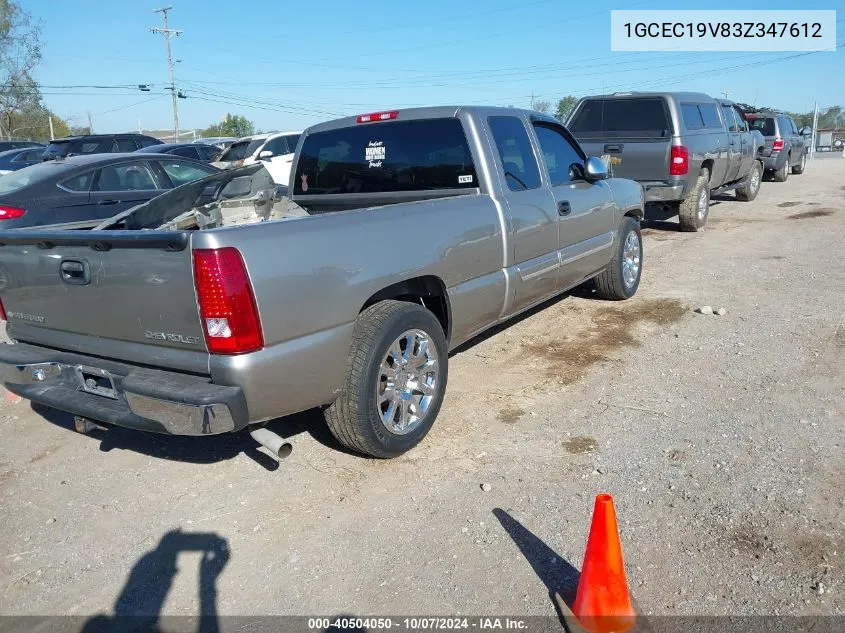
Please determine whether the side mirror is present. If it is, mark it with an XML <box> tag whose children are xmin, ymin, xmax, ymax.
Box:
<box><xmin>584</xmin><ymin>156</ymin><xmax>608</xmax><ymax>181</ymax></box>
<box><xmin>258</xmin><ymin>150</ymin><xmax>273</xmax><ymax>161</ymax></box>
<box><xmin>798</xmin><ymin>127</ymin><xmax>812</xmax><ymax>137</ymax></box>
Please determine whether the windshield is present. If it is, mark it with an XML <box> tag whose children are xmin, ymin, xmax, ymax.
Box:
<box><xmin>218</xmin><ymin>139</ymin><xmax>264</xmax><ymax>162</ymax></box>
<box><xmin>0</xmin><ymin>162</ymin><xmax>70</xmax><ymax>194</ymax></box>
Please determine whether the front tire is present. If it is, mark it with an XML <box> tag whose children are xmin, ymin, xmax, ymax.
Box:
<box><xmin>773</xmin><ymin>156</ymin><xmax>790</xmax><ymax>182</ymax></box>
<box><xmin>791</xmin><ymin>152</ymin><xmax>806</xmax><ymax>175</ymax></box>
<box><xmin>678</xmin><ymin>169</ymin><xmax>710</xmax><ymax>232</ymax></box>
<box><xmin>325</xmin><ymin>300</ymin><xmax>448</xmax><ymax>458</ymax></box>
<box><xmin>594</xmin><ymin>217</ymin><xmax>643</xmax><ymax>300</ymax></box>
<box><xmin>736</xmin><ymin>160</ymin><xmax>762</xmax><ymax>201</ymax></box>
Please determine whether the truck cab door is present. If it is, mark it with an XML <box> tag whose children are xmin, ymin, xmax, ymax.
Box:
<box><xmin>486</xmin><ymin>115</ymin><xmax>559</xmax><ymax>316</ymax></box>
<box><xmin>721</xmin><ymin>105</ymin><xmax>743</xmax><ymax>183</ymax></box>
<box><xmin>733</xmin><ymin>106</ymin><xmax>756</xmax><ymax>177</ymax></box>
<box><xmin>530</xmin><ymin>121</ymin><xmax>615</xmax><ymax>290</ymax></box>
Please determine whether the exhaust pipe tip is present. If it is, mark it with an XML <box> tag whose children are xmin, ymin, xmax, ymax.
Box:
<box><xmin>250</xmin><ymin>426</ymin><xmax>293</xmax><ymax>460</ymax></box>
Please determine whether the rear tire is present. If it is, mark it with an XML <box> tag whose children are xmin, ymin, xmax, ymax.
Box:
<box><xmin>594</xmin><ymin>217</ymin><xmax>642</xmax><ymax>300</ymax></box>
<box><xmin>791</xmin><ymin>152</ymin><xmax>806</xmax><ymax>175</ymax></box>
<box><xmin>325</xmin><ymin>300</ymin><xmax>448</xmax><ymax>458</ymax></box>
<box><xmin>678</xmin><ymin>169</ymin><xmax>710</xmax><ymax>232</ymax></box>
<box><xmin>773</xmin><ymin>156</ymin><xmax>790</xmax><ymax>182</ymax></box>
<box><xmin>736</xmin><ymin>160</ymin><xmax>762</xmax><ymax>201</ymax></box>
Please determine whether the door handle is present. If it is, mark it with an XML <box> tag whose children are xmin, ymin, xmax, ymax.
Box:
<box><xmin>558</xmin><ymin>201</ymin><xmax>571</xmax><ymax>216</ymax></box>
<box><xmin>97</xmin><ymin>199</ymin><xmax>119</xmax><ymax>206</ymax></box>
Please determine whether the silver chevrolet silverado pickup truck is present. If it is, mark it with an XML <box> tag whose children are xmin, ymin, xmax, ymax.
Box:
<box><xmin>0</xmin><ymin>106</ymin><xmax>644</xmax><ymax>458</ymax></box>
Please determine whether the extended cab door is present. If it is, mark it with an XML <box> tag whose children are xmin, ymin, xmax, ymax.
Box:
<box><xmin>486</xmin><ymin>115</ymin><xmax>559</xmax><ymax>314</ymax></box>
<box><xmin>720</xmin><ymin>105</ymin><xmax>744</xmax><ymax>183</ymax></box>
<box><xmin>530</xmin><ymin>121</ymin><xmax>615</xmax><ymax>289</ymax></box>
<box><xmin>732</xmin><ymin>106</ymin><xmax>756</xmax><ymax>176</ymax></box>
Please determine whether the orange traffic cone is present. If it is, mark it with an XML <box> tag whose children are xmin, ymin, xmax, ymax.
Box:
<box><xmin>569</xmin><ymin>493</ymin><xmax>637</xmax><ymax>633</ymax></box>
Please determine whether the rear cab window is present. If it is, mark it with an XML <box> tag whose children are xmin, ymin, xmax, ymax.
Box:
<box><xmin>568</xmin><ymin>97</ymin><xmax>673</xmax><ymax>138</ymax></box>
<box><xmin>293</xmin><ymin>118</ymin><xmax>478</xmax><ymax>195</ymax></box>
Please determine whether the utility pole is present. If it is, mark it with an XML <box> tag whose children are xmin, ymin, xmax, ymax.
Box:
<box><xmin>48</xmin><ymin>115</ymin><xmax>54</xmax><ymax>140</ymax></box>
<box><xmin>87</xmin><ymin>111</ymin><xmax>94</xmax><ymax>134</ymax></box>
<box><xmin>530</xmin><ymin>92</ymin><xmax>535</xmax><ymax>110</ymax></box>
<box><xmin>810</xmin><ymin>102</ymin><xmax>819</xmax><ymax>161</ymax></box>
<box><xmin>151</xmin><ymin>6</ymin><xmax>183</xmax><ymax>140</ymax></box>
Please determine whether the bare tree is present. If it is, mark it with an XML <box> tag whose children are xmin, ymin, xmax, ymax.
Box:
<box><xmin>0</xmin><ymin>0</ymin><xmax>43</xmax><ymax>139</ymax></box>
<box><xmin>533</xmin><ymin>100</ymin><xmax>551</xmax><ymax>114</ymax></box>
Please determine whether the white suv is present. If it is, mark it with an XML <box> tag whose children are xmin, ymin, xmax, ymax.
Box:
<box><xmin>212</xmin><ymin>131</ymin><xmax>301</xmax><ymax>185</ymax></box>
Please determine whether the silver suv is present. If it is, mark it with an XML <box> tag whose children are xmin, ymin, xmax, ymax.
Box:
<box><xmin>746</xmin><ymin>112</ymin><xmax>810</xmax><ymax>182</ymax></box>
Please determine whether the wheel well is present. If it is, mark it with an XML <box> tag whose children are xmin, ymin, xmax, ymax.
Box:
<box><xmin>624</xmin><ymin>208</ymin><xmax>643</xmax><ymax>221</ymax></box>
<box><xmin>362</xmin><ymin>276</ymin><xmax>451</xmax><ymax>341</ymax></box>
<box><xmin>700</xmin><ymin>159</ymin><xmax>714</xmax><ymax>178</ymax></box>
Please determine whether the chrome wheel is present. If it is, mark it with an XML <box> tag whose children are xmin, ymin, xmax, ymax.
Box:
<box><xmin>376</xmin><ymin>329</ymin><xmax>440</xmax><ymax>435</ymax></box>
<box><xmin>697</xmin><ymin>187</ymin><xmax>709</xmax><ymax>220</ymax></box>
<box><xmin>621</xmin><ymin>230</ymin><xmax>641</xmax><ymax>289</ymax></box>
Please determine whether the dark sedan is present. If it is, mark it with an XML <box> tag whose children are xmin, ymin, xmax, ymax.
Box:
<box><xmin>0</xmin><ymin>153</ymin><xmax>219</xmax><ymax>229</ymax></box>
<box><xmin>0</xmin><ymin>146</ymin><xmax>45</xmax><ymax>175</ymax></box>
<box><xmin>0</xmin><ymin>141</ymin><xmax>42</xmax><ymax>152</ymax></box>
<box><xmin>134</xmin><ymin>142</ymin><xmax>220</xmax><ymax>162</ymax></box>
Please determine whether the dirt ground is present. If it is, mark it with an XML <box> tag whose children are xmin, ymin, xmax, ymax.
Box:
<box><xmin>0</xmin><ymin>155</ymin><xmax>843</xmax><ymax>622</ymax></box>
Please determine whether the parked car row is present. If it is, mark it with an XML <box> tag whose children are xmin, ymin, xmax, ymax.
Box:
<box><xmin>566</xmin><ymin>91</ymin><xmax>809</xmax><ymax>231</ymax></box>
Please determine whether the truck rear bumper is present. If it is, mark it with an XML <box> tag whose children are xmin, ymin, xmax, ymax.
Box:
<box><xmin>642</xmin><ymin>182</ymin><xmax>685</xmax><ymax>203</ymax></box>
<box><xmin>760</xmin><ymin>153</ymin><xmax>787</xmax><ymax>170</ymax></box>
<box><xmin>0</xmin><ymin>342</ymin><xmax>248</xmax><ymax>435</ymax></box>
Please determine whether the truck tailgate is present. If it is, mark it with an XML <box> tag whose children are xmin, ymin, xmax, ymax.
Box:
<box><xmin>577</xmin><ymin>137</ymin><xmax>672</xmax><ymax>182</ymax></box>
<box><xmin>0</xmin><ymin>230</ymin><xmax>209</xmax><ymax>371</ymax></box>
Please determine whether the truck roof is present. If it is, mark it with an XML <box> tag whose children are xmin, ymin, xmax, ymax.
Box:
<box><xmin>580</xmin><ymin>91</ymin><xmax>716</xmax><ymax>103</ymax></box>
<box><xmin>304</xmin><ymin>105</ymin><xmax>558</xmax><ymax>135</ymax></box>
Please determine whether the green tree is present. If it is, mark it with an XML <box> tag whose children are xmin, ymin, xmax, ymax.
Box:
<box><xmin>0</xmin><ymin>0</ymin><xmax>43</xmax><ymax>139</ymax></box>
<box><xmin>555</xmin><ymin>96</ymin><xmax>578</xmax><ymax>123</ymax></box>
<box><xmin>203</xmin><ymin>113</ymin><xmax>255</xmax><ymax>138</ymax></box>
<box><xmin>12</xmin><ymin>106</ymin><xmax>70</xmax><ymax>141</ymax></box>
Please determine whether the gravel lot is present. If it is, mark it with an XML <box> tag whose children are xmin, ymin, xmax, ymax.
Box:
<box><xmin>0</xmin><ymin>155</ymin><xmax>843</xmax><ymax>622</ymax></box>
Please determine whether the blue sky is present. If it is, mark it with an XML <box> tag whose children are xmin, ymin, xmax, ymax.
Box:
<box><xmin>27</xmin><ymin>0</ymin><xmax>843</xmax><ymax>134</ymax></box>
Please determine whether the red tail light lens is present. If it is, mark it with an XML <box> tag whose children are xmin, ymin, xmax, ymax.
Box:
<box><xmin>356</xmin><ymin>110</ymin><xmax>398</xmax><ymax>123</ymax></box>
<box><xmin>193</xmin><ymin>248</ymin><xmax>263</xmax><ymax>354</ymax></box>
<box><xmin>670</xmin><ymin>145</ymin><xmax>689</xmax><ymax>176</ymax></box>
<box><xmin>772</xmin><ymin>138</ymin><xmax>784</xmax><ymax>152</ymax></box>
<box><xmin>0</xmin><ymin>206</ymin><xmax>25</xmax><ymax>220</ymax></box>
<box><xmin>0</xmin><ymin>297</ymin><xmax>6</xmax><ymax>322</ymax></box>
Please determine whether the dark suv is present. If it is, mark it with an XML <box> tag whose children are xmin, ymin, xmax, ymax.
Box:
<box><xmin>745</xmin><ymin>112</ymin><xmax>809</xmax><ymax>182</ymax></box>
<box><xmin>42</xmin><ymin>134</ymin><xmax>163</xmax><ymax>161</ymax></box>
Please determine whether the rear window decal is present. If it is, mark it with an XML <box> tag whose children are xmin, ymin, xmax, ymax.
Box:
<box><xmin>458</xmin><ymin>175</ymin><xmax>473</xmax><ymax>184</ymax></box>
<box><xmin>365</xmin><ymin>141</ymin><xmax>385</xmax><ymax>167</ymax></box>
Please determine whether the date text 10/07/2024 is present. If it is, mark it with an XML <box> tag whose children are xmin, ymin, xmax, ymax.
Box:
<box><xmin>307</xmin><ymin>617</ymin><xmax>529</xmax><ymax>630</ymax></box>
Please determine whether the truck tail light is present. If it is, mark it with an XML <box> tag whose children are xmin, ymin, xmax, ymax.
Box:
<box><xmin>193</xmin><ymin>247</ymin><xmax>263</xmax><ymax>355</ymax></box>
<box><xmin>0</xmin><ymin>297</ymin><xmax>6</xmax><ymax>322</ymax></box>
<box><xmin>772</xmin><ymin>138</ymin><xmax>784</xmax><ymax>152</ymax></box>
<box><xmin>0</xmin><ymin>206</ymin><xmax>25</xmax><ymax>220</ymax></box>
<box><xmin>670</xmin><ymin>145</ymin><xmax>689</xmax><ymax>176</ymax></box>
<box><xmin>356</xmin><ymin>110</ymin><xmax>398</xmax><ymax>123</ymax></box>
